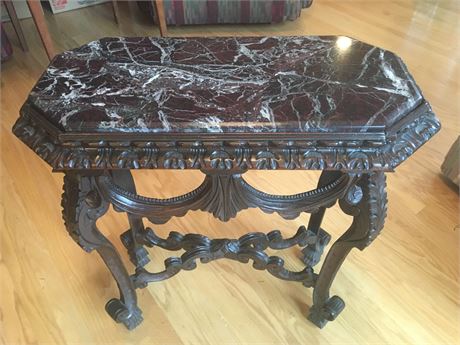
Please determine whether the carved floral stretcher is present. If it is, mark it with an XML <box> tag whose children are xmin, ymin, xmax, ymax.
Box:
<box><xmin>13</xmin><ymin>36</ymin><xmax>440</xmax><ymax>330</ymax></box>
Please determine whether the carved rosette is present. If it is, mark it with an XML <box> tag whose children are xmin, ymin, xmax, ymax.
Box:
<box><xmin>13</xmin><ymin>104</ymin><xmax>440</xmax><ymax>173</ymax></box>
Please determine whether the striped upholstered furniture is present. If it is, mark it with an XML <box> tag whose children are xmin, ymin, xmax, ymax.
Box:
<box><xmin>1</xmin><ymin>23</ymin><xmax>13</xmax><ymax>62</ymax></box>
<box><xmin>139</xmin><ymin>0</ymin><xmax>313</xmax><ymax>25</ymax></box>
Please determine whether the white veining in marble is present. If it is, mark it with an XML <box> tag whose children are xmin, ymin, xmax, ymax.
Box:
<box><xmin>29</xmin><ymin>36</ymin><xmax>423</xmax><ymax>134</ymax></box>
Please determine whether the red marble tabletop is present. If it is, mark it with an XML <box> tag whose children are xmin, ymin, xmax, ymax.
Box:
<box><xmin>13</xmin><ymin>36</ymin><xmax>440</xmax><ymax>171</ymax></box>
<box><xmin>28</xmin><ymin>36</ymin><xmax>423</xmax><ymax>135</ymax></box>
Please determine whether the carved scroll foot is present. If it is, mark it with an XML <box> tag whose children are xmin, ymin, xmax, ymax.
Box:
<box><xmin>308</xmin><ymin>172</ymin><xmax>387</xmax><ymax>328</ymax></box>
<box><xmin>105</xmin><ymin>298</ymin><xmax>143</xmax><ymax>330</ymax></box>
<box><xmin>307</xmin><ymin>295</ymin><xmax>345</xmax><ymax>328</ymax></box>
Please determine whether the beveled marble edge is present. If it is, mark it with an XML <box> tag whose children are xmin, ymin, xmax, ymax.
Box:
<box><xmin>22</xmin><ymin>100</ymin><xmax>433</xmax><ymax>144</ymax></box>
<box><xmin>13</xmin><ymin>100</ymin><xmax>440</xmax><ymax>172</ymax></box>
<box><xmin>24</xmin><ymin>101</ymin><xmax>390</xmax><ymax>143</ymax></box>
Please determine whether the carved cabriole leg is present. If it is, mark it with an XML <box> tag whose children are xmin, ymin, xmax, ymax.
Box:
<box><xmin>110</xmin><ymin>170</ymin><xmax>151</xmax><ymax>267</ymax></box>
<box><xmin>308</xmin><ymin>172</ymin><xmax>387</xmax><ymax>328</ymax></box>
<box><xmin>301</xmin><ymin>171</ymin><xmax>342</xmax><ymax>267</ymax></box>
<box><xmin>61</xmin><ymin>173</ymin><xmax>143</xmax><ymax>330</ymax></box>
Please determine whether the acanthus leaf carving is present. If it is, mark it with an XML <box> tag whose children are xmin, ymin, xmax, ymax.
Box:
<box><xmin>256</xmin><ymin>150</ymin><xmax>278</xmax><ymax>170</ymax></box>
<box><xmin>141</xmin><ymin>142</ymin><xmax>159</xmax><ymax>168</ymax></box>
<box><xmin>346</xmin><ymin>151</ymin><xmax>370</xmax><ymax>171</ymax></box>
<box><xmin>189</xmin><ymin>142</ymin><xmax>206</xmax><ymax>168</ymax></box>
<box><xmin>210</xmin><ymin>149</ymin><xmax>233</xmax><ymax>170</ymax></box>
<box><xmin>283</xmin><ymin>145</ymin><xmax>301</xmax><ymax>169</ymax></box>
<box><xmin>163</xmin><ymin>150</ymin><xmax>186</xmax><ymax>169</ymax></box>
<box><xmin>235</xmin><ymin>144</ymin><xmax>252</xmax><ymax>169</ymax></box>
<box><xmin>303</xmin><ymin>150</ymin><xmax>326</xmax><ymax>170</ymax></box>
<box><xmin>117</xmin><ymin>147</ymin><xmax>141</xmax><ymax>169</ymax></box>
<box><xmin>12</xmin><ymin>107</ymin><xmax>440</xmax><ymax>172</ymax></box>
<box><xmin>67</xmin><ymin>147</ymin><xmax>91</xmax><ymax>169</ymax></box>
<box><xmin>95</xmin><ymin>145</ymin><xmax>113</xmax><ymax>168</ymax></box>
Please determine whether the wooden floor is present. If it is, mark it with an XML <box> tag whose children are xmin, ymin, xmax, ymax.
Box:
<box><xmin>1</xmin><ymin>1</ymin><xmax>459</xmax><ymax>344</ymax></box>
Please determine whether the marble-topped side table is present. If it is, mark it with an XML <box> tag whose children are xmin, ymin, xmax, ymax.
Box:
<box><xmin>13</xmin><ymin>36</ymin><xmax>440</xmax><ymax>330</ymax></box>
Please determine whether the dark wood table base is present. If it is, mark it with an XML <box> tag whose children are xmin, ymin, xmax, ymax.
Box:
<box><xmin>61</xmin><ymin>169</ymin><xmax>387</xmax><ymax>330</ymax></box>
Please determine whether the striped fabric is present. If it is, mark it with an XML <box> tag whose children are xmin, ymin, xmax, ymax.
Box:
<box><xmin>154</xmin><ymin>0</ymin><xmax>312</xmax><ymax>25</ymax></box>
<box><xmin>1</xmin><ymin>24</ymin><xmax>13</xmax><ymax>62</ymax></box>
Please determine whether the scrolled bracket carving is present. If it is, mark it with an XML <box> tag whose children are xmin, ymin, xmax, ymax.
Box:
<box><xmin>61</xmin><ymin>174</ymin><xmax>109</xmax><ymax>252</ymax></box>
<box><xmin>130</xmin><ymin>226</ymin><xmax>321</xmax><ymax>289</ymax></box>
<box><xmin>338</xmin><ymin>172</ymin><xmax>387</xmax><ymax>248</ymax></box>
<box><xmin>96</xmin><ymin>171</ymin><xmax>351</xmax><ymax>223</ymax></box>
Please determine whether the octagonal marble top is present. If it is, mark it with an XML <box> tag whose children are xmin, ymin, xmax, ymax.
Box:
<box><xmin>26</xmin><ymin>36</ymin><xmax>424</xmax><ymax>135</ymax></box>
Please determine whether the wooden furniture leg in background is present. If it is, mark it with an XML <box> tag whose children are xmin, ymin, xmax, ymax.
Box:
<box><xmin>441</xmin><ymin>136</ymin><xmax>459</xmax><ymax>186</ymax></box>
<box><xmin>3</xmin><ymin>0</ymin><xmax>28</xmax><ymax>51</ymax></box>
<box><xmin>153</xmin><ymin>0</ymin><xmax>167</xmax><ymax>37</ymax></box>
<box><xmin>26</xmin><ymin>0</ymin><xmax>55</xmax><ymax>60</ymax></box>
<box><xmin>111</xmin><ymin>0</ymin><xmax>119</xmax><ymax>24</ymax></box>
